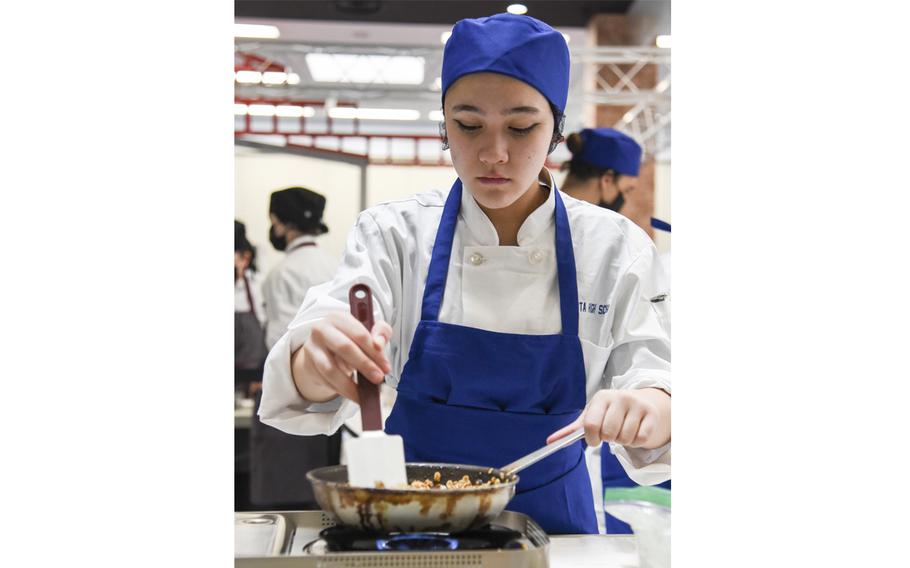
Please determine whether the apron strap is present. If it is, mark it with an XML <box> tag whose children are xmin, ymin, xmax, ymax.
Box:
<box><xmin>651</xmin><ymin>217</ymin><xmax>671</xmax><ymax>233</ymax></box>
<box><xmin>553</xmin><ymin>188</ymin><xmax>579</xmax><ymax>337</ymax></box>
<box><xmin>242</xmin><ymin>271</ymin><xmax>259</xmax><ymax>321</ymax></box>
<box><xmin>420</xmin><ymin>179</ymin><xmax>462</xmax><ymax>322</ymax></box>
<box><xmin>287</xmin><ymin>241</ymin><xmax>316</xmax><ymax>253</ymax></box>
<box><xmin>420</xmin><ymin>178</ymin><xmax>580</xmax><ymax>337</ymax></box>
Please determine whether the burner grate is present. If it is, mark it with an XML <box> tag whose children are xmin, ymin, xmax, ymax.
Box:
<box><xmin>320</xmin><ymin>524</ymin><xmax>526</xmax><ymax>553</ymax></box>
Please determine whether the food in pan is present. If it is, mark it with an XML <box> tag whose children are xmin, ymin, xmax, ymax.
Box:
<box><xmin>348</xmin><ymin>468</ymin><xmax>514</xmax><ymax>490</ymax></box>
<box><xmin>404</xmin><ymin>469</ymin><xmax>512</xmax><ymax>489</ymax></box>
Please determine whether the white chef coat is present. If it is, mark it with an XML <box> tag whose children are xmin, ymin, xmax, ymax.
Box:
<box><xmin>657</xmin><ymin>250</ymin><xmax>671</xmax><ymax>336</ymax></box>
<box><xmin>261</xmin><ymin>235</ymin><xmax>338</xmax><ymax>349</ymax></box>
<box><xmin>259</xmin><ymin>169</ymin><xmax>671</xmax><ymax>514</ymax></box>
<box><xmin>235</xmin><ymin>269</ymin><xmax>266</xmax><ymax>325</ymax></box>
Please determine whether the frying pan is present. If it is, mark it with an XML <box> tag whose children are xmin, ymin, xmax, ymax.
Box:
<box><xmin>307</xmin><ymin>429</ymin><xmax>586</xmax><ymax>533</ymax></box>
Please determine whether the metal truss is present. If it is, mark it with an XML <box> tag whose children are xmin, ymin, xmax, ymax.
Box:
<box><xmin>571</xmin><ymin>47</ymin><xmax>671</xmax><ymax>159</ymax></box>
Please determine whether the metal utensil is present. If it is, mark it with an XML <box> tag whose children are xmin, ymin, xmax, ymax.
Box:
<box><xmin>500</xmin><ymin>428</ymin><xmax>586</xmax><ymax>476</ymax></box>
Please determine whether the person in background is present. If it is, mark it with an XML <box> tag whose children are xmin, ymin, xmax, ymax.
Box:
<box><xmin>250</xmin><ymin>186</ymin><xmax>342</xmax><ymax>511</ymax></box>
<box><xmin>258</xmin><ymin>13</ymin><xmax>670</xmax><ymax>535</ymax></box>
<box><xmin>234</xmin><ymin>220</ymin><xmax>267</xmax><ymax>393</ymax></box>
<box><xmin>560</xmin><ymin>127</ymin><xmax>641</xmax><ymax>214</ymax></box>
<box><xmin>560</xmin><ymin>128</ymin><xmax>670</xmax><ymax>534</ymax></box>
<box><xmin>235</xmin><ymin>220</ymin><xmax>267</xmax><ymax>511</ymax></box>
<box><xmin>262</xmin><ymin>187</ymin><xmax>339</xmax><ymax>349</ymax></box>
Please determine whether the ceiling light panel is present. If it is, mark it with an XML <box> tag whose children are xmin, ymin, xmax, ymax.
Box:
<box><xmin>248</xmin><ymin>104</ymin><xmax>276</xmax><ymax>117</ymax></box>
<box><xmin>235</xmin><ymin>24</ymin><xmax>280</xmax><ymax>39</ymax></box>
<box><xmin>275</xmin><ymin>105</ymin><xmax>316</xmax><ymax>118</ymax></box>
<box><xmin>328</xmin><ymin>107</ymin><xmax>420</xmax><ymax>121</ymax></box>
<box><xmin>261</xmin><ymin>71</ymin><xmax>289</xmax><ymax>85</ymax></box>
<box><xmin>305</xmin><ymin>53</ymin><xmax>425</xmax><ymax>85</ymax></box>
<box><xmin>235</xmin><ymin>70</ymin><xmax>262</xmax><ymax>84</ymax></box>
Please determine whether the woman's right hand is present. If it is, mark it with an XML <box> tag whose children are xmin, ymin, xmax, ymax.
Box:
<box><xmin>290</xmin><ymin>312</ymin><xmax>393</xmax><ymax>403</ymax></box>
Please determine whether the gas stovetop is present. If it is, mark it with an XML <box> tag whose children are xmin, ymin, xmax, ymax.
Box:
<box><xmin>236</xmin><ymin>510</ymin><xmax>550</xmax><ymax>567</ymax></box>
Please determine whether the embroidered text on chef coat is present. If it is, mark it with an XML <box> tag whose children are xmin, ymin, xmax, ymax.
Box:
<box><xmin>579</xmin><ymin>301</ymin><xmax>610</xmax><ymax>316</ymax></box>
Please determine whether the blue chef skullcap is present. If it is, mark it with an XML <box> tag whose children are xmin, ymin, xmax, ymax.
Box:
<box><xmin>441</xmin><ymin>13</ymin><xmax>570</xmax><ymax>113</ymax></box>
<box><xmin>573</xmin><ymin>128</ymin><xmax>643</xmax><ymax>176</ymax></box>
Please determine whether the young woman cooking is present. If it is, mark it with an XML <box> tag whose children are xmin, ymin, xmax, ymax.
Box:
<box><xmin>259</xmin><ymin>13</ymin><xmax>670</xmax><ymax>535</ymax></box>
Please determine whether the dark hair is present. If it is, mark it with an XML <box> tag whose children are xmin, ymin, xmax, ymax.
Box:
<box><xmin>438</xmin><ymin>102</ymin><xmax>565</xmax><ymax>154</ymax></box>
<box><xmin>548</xmin><ymin>103</ymin><xmax>566</xmax><ymax>154</ymax></box>
<box><xmin>560</xmin><ymin>132</ymin><xmax>617</xmax><ymax>182</ymax></box>
<box><xmin>234</xmin><ymin>220</ymin><xmax>258</xmax><ymax>273</ymax></box>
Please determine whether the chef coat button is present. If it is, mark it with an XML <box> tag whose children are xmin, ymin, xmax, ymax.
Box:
<box><xmin>469</xmin><ymin>252</ymin><xmax>485</xmax><ymax>265</ymax></box>
<box><xmin>529</xmin><ymin>250</ymin><xmax>545</xmax><ymax>264</ymax></box>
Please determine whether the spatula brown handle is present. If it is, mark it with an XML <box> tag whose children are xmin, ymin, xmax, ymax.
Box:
<box><xmin>349</xmin><ymin>284</ymin><xmax>383</xmax><ymax>432</ymax></box>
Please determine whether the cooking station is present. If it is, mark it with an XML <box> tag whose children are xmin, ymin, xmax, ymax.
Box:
<box><xmin>236</xmin><ymin>510</ymin><xmax>641</xmax><ymax>567</ymax></box>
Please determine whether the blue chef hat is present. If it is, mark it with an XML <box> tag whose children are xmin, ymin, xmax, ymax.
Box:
<box><xmin>441</xmin><ymin>13</ymin><xmax>570</xmax><ymax>113</ymax></box>
<box><xmin>572</xmin><ymin>128</ymin><xmax>643</xmax><ymax>176</ymax></box>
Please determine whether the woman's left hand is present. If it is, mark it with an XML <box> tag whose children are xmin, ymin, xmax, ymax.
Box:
<box><xmin>546</xmin><ymin>388</ymin><xmax>671</xmax><ymax>450</ymax></box>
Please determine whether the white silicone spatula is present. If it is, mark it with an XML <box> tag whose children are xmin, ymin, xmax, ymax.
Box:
<box><xmin>343</xmin><ymin>283</ymin><xmax>408</xmax><ymax>489</ymax></box>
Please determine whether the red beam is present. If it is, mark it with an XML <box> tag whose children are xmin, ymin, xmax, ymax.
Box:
<box><xmin>235</xmin><ymin>133</ymin><xmax>564</xmax><ymax>170</ymax></box>
<box><xmin>234</xmin><ymin>97</ymin><xmax>358</xmax><ymax>108</ymax></box>
<box><xmin>235</xmin><ymin>127</ymin><xmax>443</xmax><ymax>141</ymax></box>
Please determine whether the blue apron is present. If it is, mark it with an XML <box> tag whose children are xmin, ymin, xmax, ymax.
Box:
<box><xmin>385</xmin><ymin>179</ymin><xmax>598</xmax><ymax>535</ymax></box>
<box><xmin>601</xmin><ymin>448</ymin><xmax>671</xmax><ymax>534</ymax></box>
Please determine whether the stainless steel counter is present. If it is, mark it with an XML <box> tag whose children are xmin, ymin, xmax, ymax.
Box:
<box><xmin>236</xmin><ymin>511</ymin><xmax>642</xmax><ymax>567</ymax></box>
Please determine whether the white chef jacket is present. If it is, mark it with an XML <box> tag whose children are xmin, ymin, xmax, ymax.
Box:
<box><xmin>235</xmin><ymin>269</ymin><xmax>266</xmax><ymax>325</ymax></box>
<box><xmin>657</xmin><ymin>250</ymin><xmax>671</xmax><ymax>336</ymax></box>
<box><xmin>262</xmin><ymin>235</ymin><xmax>338</xmax><ymax>349</ymax></box>
<box><xmin>259</xmin><ymin>169</ymin><xmax>671</xmax><ymax>504</ymax></box>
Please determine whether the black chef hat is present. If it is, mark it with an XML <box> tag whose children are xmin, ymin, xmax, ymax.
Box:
<box><xmin>269</xmin><ymin>187</ymin><xmax>329</xmax><ymax>235</ymax></box>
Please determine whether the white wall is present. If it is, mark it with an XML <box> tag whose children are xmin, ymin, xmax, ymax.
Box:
<box><xmin>234</xmin><ymin>146</ymin><xmax>362</xmax><ymax>275</ymax></box>
<box><xmin>235</xmin><ymin>146</ymin><xmax>457</xmax><ymax>276</ymax></box>
<box><xmin>367</xmin><ymin>165</ymin><xmax>457</xmax><ymax>207</ymax></box>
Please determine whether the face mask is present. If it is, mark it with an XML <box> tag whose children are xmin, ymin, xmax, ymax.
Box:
<box><xmin>599</xmin><ymin>190</ymin><xmax>625</xmax><ymax>212</ymax></box>
<box><xmin>269</xmin><ymin>225</ymin><xmax>287</xmax><ymax>251</ymax></box>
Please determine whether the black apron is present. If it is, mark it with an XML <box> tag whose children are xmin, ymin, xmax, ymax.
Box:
<box><xmin>249</xmin><ymin>241</ymin><xmax>341</xmax><ymax>509</ymax></box>
<box><xmin>235</xmin><ymin>272</ymin><xmax>268</xmax><ymax>380</ymax></box>
<box><xmin>250</xmin><ymin>392</ymin><xmax>342</xmax><ymax>509</ymax></box>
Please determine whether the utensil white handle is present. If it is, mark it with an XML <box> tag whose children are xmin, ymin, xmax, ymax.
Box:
<box><xmin>500</xmin><ymin>428</ymin><xmax>586</xmax><ymax>476</ymax></box>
